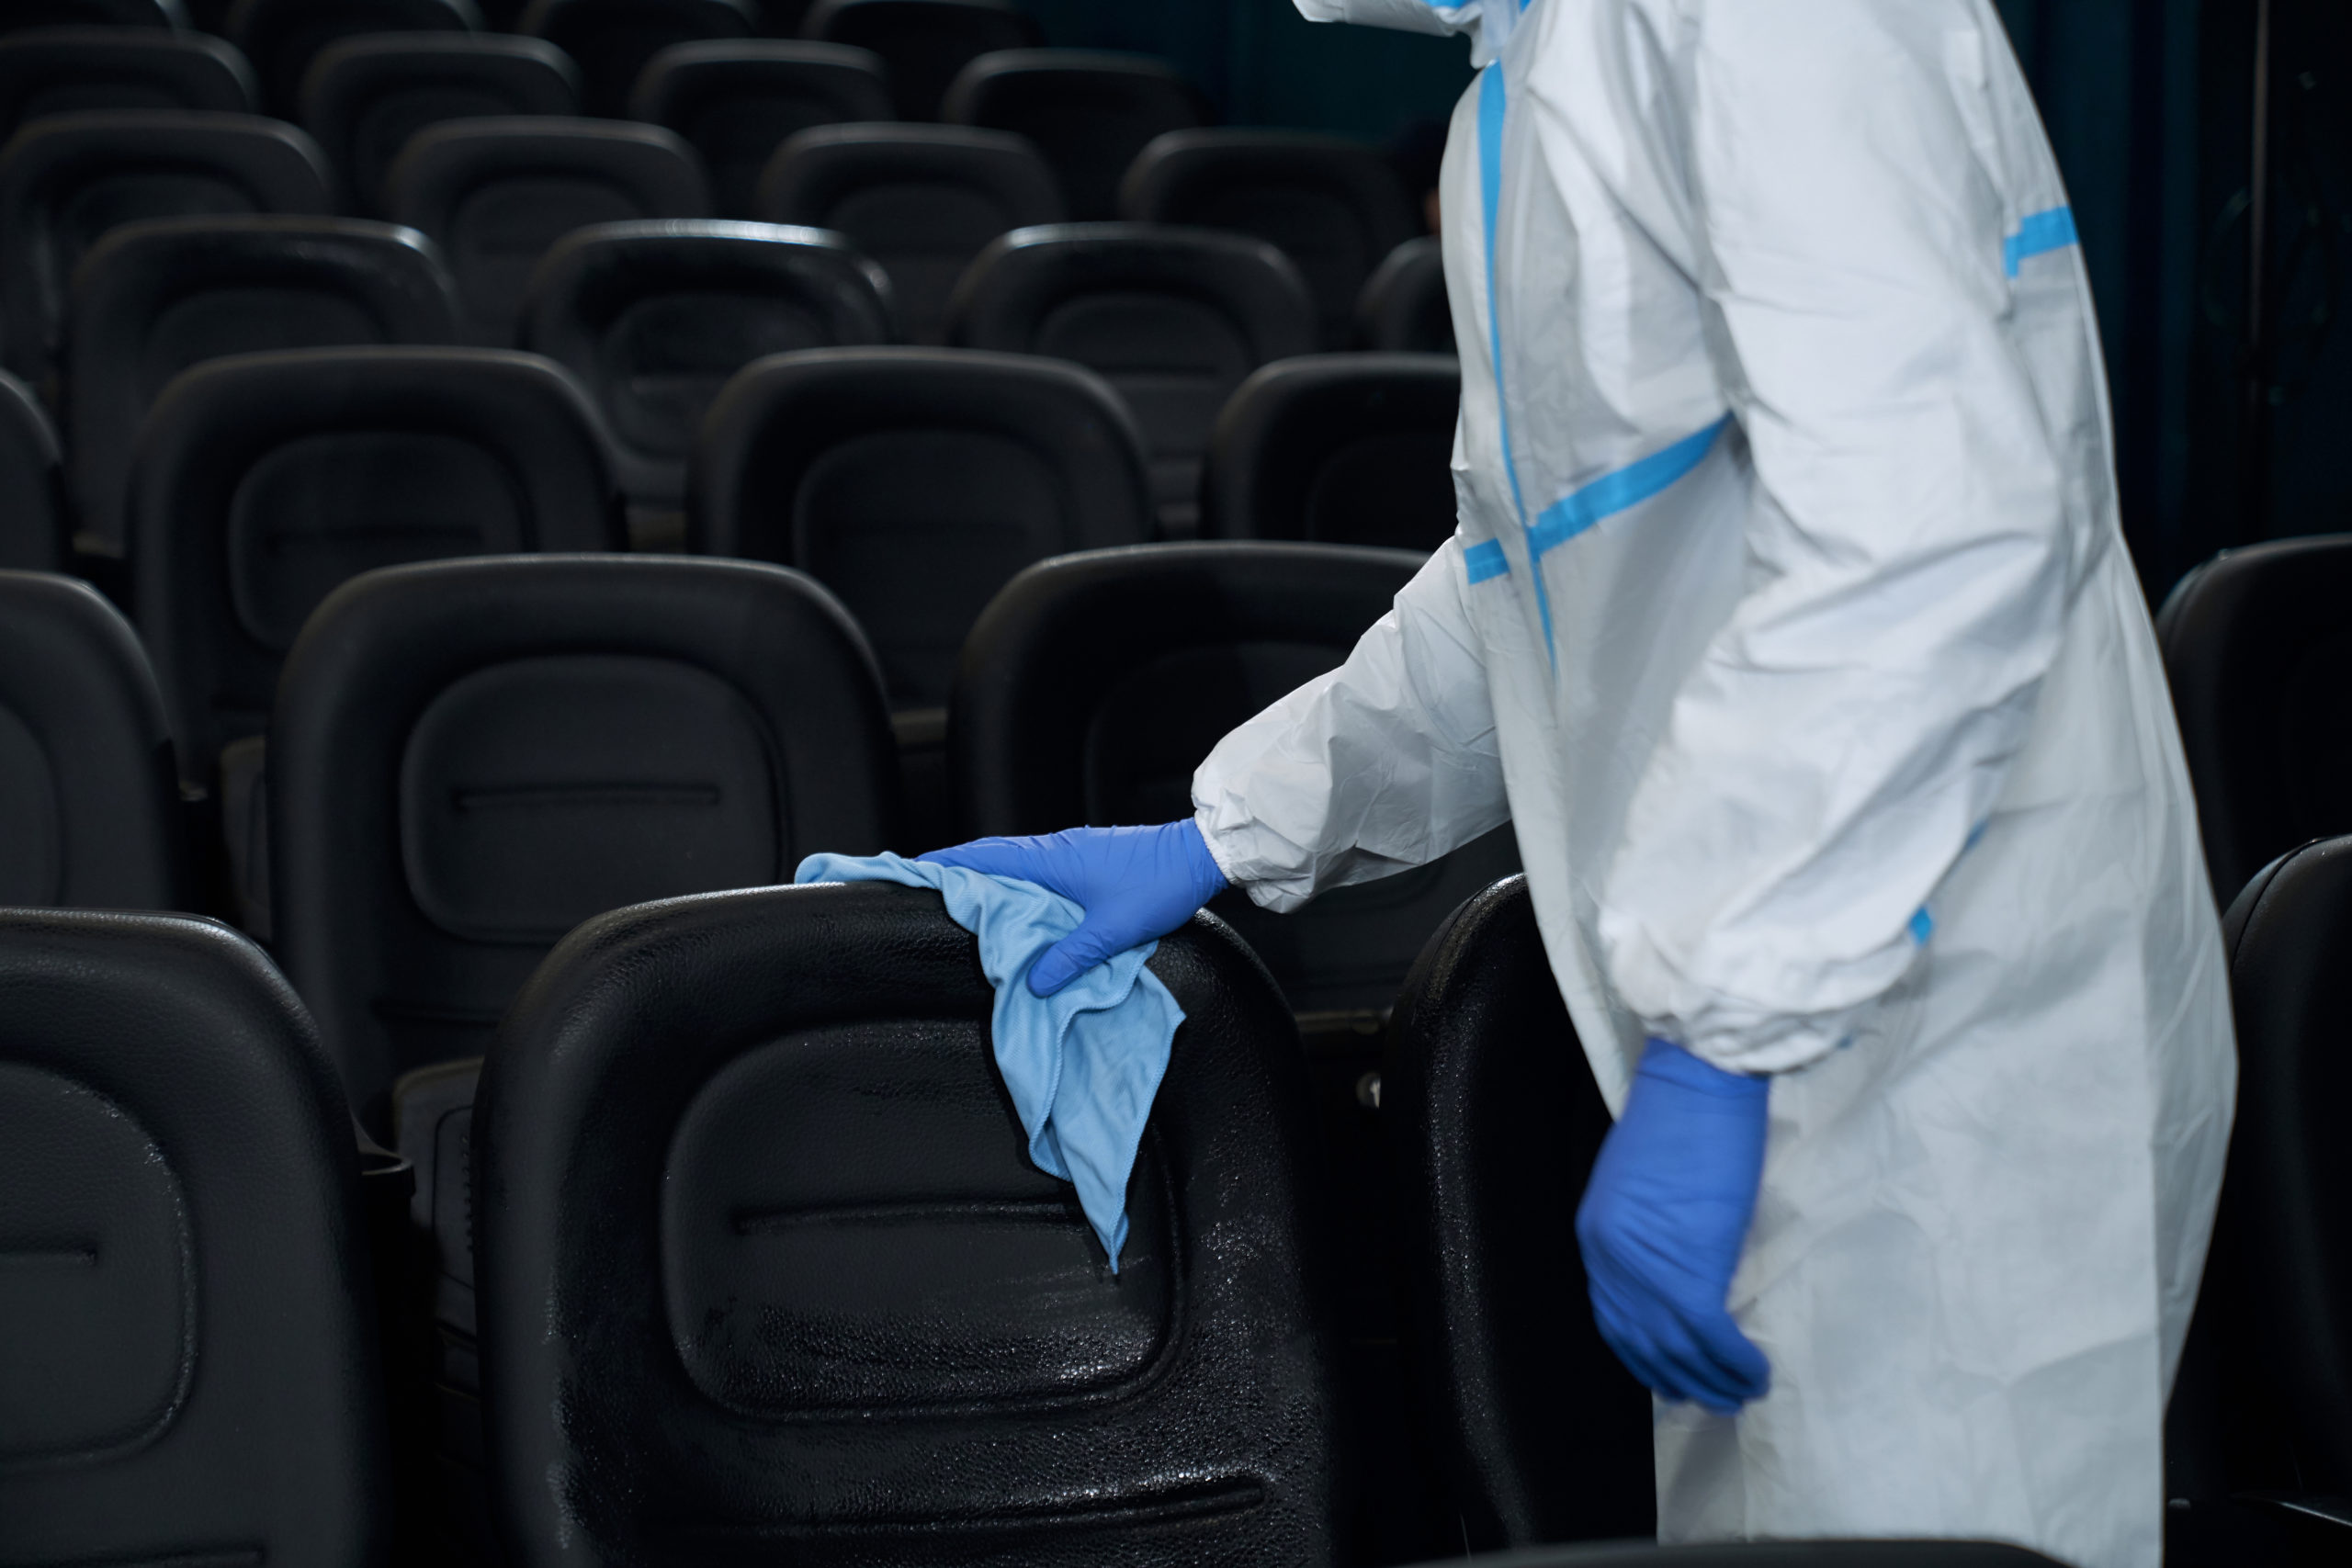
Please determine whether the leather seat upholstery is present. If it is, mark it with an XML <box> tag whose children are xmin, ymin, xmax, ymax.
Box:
<box><xmin>300</xmin><ymin>35</ymin><xmax>579</xmax><ymax>217</ymax></box>
<box><xmin>0</xmin><ymin>28</ymin><xmax>254</xmax><ymax>141</ymax></box>
<box><xmin>130</xmin><ymin>345</ymin><xmax>619</xmax><ymax>794</ymax></box>
<box><xmin>947</xmin><ymin>221</ymin><xmax>1316</xmax><ymax>536</ymax></box>
<box><xmin>0</xmin><ymin>109</ymin><xmax>333</xmax><ymax>384</ymax></box>
<box><xmin>800</xmin><ymin>0</ymin><xmax>1041</xmax><ymax>120</ymax></box>
<box><xmin>1382</xmin><ymin>874</ymin><xmax>1654</xmax><ymax>1549</ymax></box>
<box><xmin>67</xmin><ymin>215</ymin><xmax>461</xmax><ymax>553</ymax></box>
<box><xmin>690</xmin><ymin>344</ymin><xmax>1151</xmax><ymax>710</ymax></box>
<box><xmin>0</xmin><ymin>570</ymin><xmax>188</xmax><ymax>910</ymax></box>
<box><xmin>627</xmin><ymin>39</ymin><xmax>893</xmax><ymax>218</ymax></box>
<box><xmin>1355</xmin><ymin>234</ymin><xmax>1450</xmax><ymax>354</ymax></box>
<box><xmin>474</xmin><ymin>878</ymin><xmax>1346</xmax><ymax>1567</ymax></box>
<box><xmin>2167</xmin><ymin>837</ymin><xmax>2352</xmax><ymax>1551</ymax></box>
<box><xmin>2157</xmin><ymin>535</ymin><xmax>2352</xmax><ymax>905</ymax></box>
<box><xmin>754</xmin><ymin>123</ymin><xmax>1062</xmax><ymax>344</ymax></box>
<box><xmin>1199</xmin><ymin>353</ymin><xmax>1460</xmax><ymax>550</ymax></box>
<box><xmin>1121</xmin><ymin>130</ymin><xmax>1419</xmax><ymax>351</ymax></box>
<box><xmin>950</xmin><ymin>541</ymin><xmax>1521</xmax><ymax>1016</ymax></box>
<box><xmin>516</xmin><ymin>0</ymin><xmax>756</xmax><ymax>118</ymax></box>
<box><xmin>384</xmin><ymin>117</ymin><xmax>710</xmax><ymax>344</ymax></box>
<box><xmin>225</xmin><ymin>0</ymin><xmax>475</xmax><ymax>118</ymax></box>
<box><xmin>942</xmin><ymin>49</ymin><xmax>1208</xmax><ymax>220</ymax></box>
<box><xmin>522</xmin><ymin>219</ymin><xmax>892</xmax><ymax>508</ymax></box>
<box><xmin>269</xmin><ymin>551</ymin><xmax>897</xmax><ymax>1107</ymax></box>
<box><xmin>0</xmin><ymin>371</ymin><xmax>67</xmax><ymax>571</ymax></box>
<box><xmin>0</xmin><ymin>908</ymin><xmax>386</xmax><ymax>1568</ymax></box>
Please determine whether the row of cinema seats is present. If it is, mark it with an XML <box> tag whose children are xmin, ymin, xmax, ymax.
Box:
<box><xmin>0</xmin><ymin>20</ymin><xmax>1448</xmax><ymax>352</ymax></box>
<box><xmin>0</xmin><ymin>338</ymin><xmax>1461</xmax><ymax>912</ymax></box>
<box><xmin>4</xmin><ymin>0</ymin><xmax>1092</xmax><ymax>125</ymax></box>
<box><xmin>0</xmin><ymin>115</ymin><xmax>1445</xmax><ymax>548</ymax></box>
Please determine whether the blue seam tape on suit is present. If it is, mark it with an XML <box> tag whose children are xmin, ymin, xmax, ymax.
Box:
<box><xmin>1529</xmin><ymin>416</ymin><xmax>1733</xmax><ymax>558</ymax></box>
<box><xmin>2003</xmin><ymin>206</ymin><xmax>2077</xmax><ymax>276</ymax></box>
<box><xmin>1464</xmin><ymin>539</ymin><xmax>1510</xmax><ymax>581</ymax></box>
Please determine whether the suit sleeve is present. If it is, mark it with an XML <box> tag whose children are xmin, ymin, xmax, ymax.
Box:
<box><xmin>1597</xmin><ymin>1</ymin><xmax>2090</xmax><ymax>1073</ymax></box>
<box><xmin>1192</xmin><ymin>538</ymin><xmax>1512</xmax><ymax>912</ymax></box>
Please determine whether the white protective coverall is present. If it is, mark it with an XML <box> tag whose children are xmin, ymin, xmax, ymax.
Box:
<box><xmin>1189</xmin><ymin>3</ymin><xmax>2236</xmax><ymax>1563</ymax></box>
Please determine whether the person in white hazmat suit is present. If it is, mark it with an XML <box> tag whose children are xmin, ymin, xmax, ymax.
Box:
<box><xmin>922</xmin><ymin>2</ymin><xmax>2238</xmax><ymax>1563</ymax></box>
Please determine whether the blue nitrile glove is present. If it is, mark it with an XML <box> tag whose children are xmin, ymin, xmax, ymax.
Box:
<box><xmin>1575</xmin><ymin>1036</ymin><xmax>1771</xmax><ymax>1416</ymax></box>
<box><xmin>919</xmin><ymin>821</ymin><xmax>1229</xmax><ymax>997</ymax></box>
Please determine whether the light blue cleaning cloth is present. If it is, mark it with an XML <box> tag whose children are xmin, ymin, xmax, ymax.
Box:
<box><xmin>792</xmin><ymin>852</ymin><xmax>1186</xmax><ymax>1270</ymax></box>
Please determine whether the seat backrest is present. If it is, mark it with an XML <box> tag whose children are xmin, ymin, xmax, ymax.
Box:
<box><xmin>943</xmin><ymin>49</ymin><xmax>1207</xmax><ymax>221</ymax></box>
<box><xmin>951</xmin><ymin>542</ymin><xmax>1521</xmax><ymax>1014</ymax></box>
<box><xmin>474</xmin><ymin>878</ymin><xmax>1343</xmax><ymax>1568</ymax></box>
<box><xmin>226</xmin><ymin>0</ymin><xmax>475</xmax><ymax>118</ymax></box>
<box><xmin>0</xmin><ymin>0</ymin><xmax>181</xmax><ymax>30</ymax></box>
<box><xmin>628</xmin><ymin>39</ymin><xmax>891</xmax><ymax>219</ymax></box>
<box><xmin>1381</xmin><ymin>874</ymin><xmax>1654</xmax><ymax>1549</ymax></box>
<box><xmin>1356</xmin><ymin>233</ymin><xmax>1450</xmax><ymax>353</ymax></box>
<box><xmin>754</xmin><ymin>122</ymin><xmax>1061</xmax><ymax>344</ymax></box>
<box><xmin>0</xmin><ymin>28</ymin><xmax>253</xmax><ymax>141</ymax></box>
<box><xmin>517</xmin><ymin>0</ymin><xmax>753</xmax><ymax>118</ymax></box>
<box><xmin>66</xmin><ymin>215</ymin><xmax>462</xmax><ymax>553</ymax></box>
<box><xmin>689</xmin><ymin>345</ymin><xmax>1150</xmax><ymax>709</ymax></box>
<box><xmin>2156</xmin><ymin>535</ymin><xmax>2352</xmax><ymax>905</ymax></box>
<box><xmin>1201</xmin><ymin>353</ymin><xmax>1459</xmax><ymax>550</ymax></box>
<box><xmin>2180</xmin><ymin>837</ymin><xmax>2352</xmax><ymax>1500</ymax></box>
<box><xmin>947</xmin><ymin>220</ymin><xmax>1315</xmax><ymax>536</ymax></box>
<box><xmin>128</xmin><ymin>345</ymin><xmax>619</xmax><ymax>785</ymax></box>
<box><xmin>0</xmin><ymin>571</ymin><xmax>187</xmax><ymax>909</ymax></box>
<box><xmin>0</xmin><ymin>908</ymin><xmax>384</xmax><ymax>1567</ymax></box>
<box><xmin>270</xmin><ymin>553</ymin><xmax>897</xmax><ymax>1106</ymax></box>
<box><xmin>0</xmin><ymin>109</ymin><xmax>332</xmax><ymax>383</ymax></box>
<box><xmin>801</xmin><ymin>0</ymin><xmax>1039</xmax><ymax>119</ymax></box>
<box><xmin>300</xmin><ymin>35</ymin><xmax>579</xmax><ymax>217</ymax></box>
<box><xmin>1122</xmin><ymin>130</ymin><xmax>1419</xmax><ymax>351</ymax></box>
<box><xmin>522</xmin><ymin>219</ymin><xmax>891</xmax><ymax>504</ymax></box>
<box><xmin>385</xmin><ymin>116</ymin><xmax>710</xmax><ymax>344</ymax></box>
<box><xmin>0</xmin><ymin>371</ymin><xmax>66</xmax><ymax>570</ymax></box>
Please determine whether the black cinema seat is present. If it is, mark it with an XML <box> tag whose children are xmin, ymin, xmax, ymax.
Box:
<box><xmin>66</xmin><ymin>215</ymin><xmax>461</xmax><ymax>554</ymax></box>
<box><xmin>628</xmin><ymin>39</ymin><xmax>891</xmax><ymax>218</ymax></box>
<box><xmin>2161</xmin><ymin>837</ymin><xmax>2352</xmax><ymax>1563</ymax></box>
<box><xmin>944</xmin><ymin>49</ymin><xmax>1208</xmax><ymax>221</ymax></box>
<box><xmin>129</xmin><ymin>346</ymin><xmax>619</xmax><ymax>818</ymax></box>
<box><xmin>754</xmin><ymin>122</ymin><xmax>1060</xmax><ymax>343</ymax></box>
<box><xmin>518</xmin><ymin>0</ymin><xmax>754</xmax><ymax>118</ymax></box>
<box><xmin>1201</xmin><ymin>353</ymin><xmax>1460</xmax><ymax>551</ymax></box>
<box><xmin>0</xmin><ymin>572</ymin><xmax>188</xmax><ymax>909</ymax></box>
<box><xmin>0</xmin><ymin>0</ymin><xmax>182</xmax><ymax>30</ymax></box>
<box><xmin>690</xmin><ymin>345</ymin><xmax>1150</xmax><ymax>711</ymax></box>
<box><xmin>801</xmin><ymin>0</ymin><xmax>1039</xmax><ymax>120</ymax></box>
<box><xmin>0</xmin><ymin>372</ymin><xmax>66</xmax><ymax>570</ymax></box>
<box><xmin>265</xmin><ymin>552</ymin><xmax>894</xmax><ymax>1560</ymax></box>
<box><xmin>385</xmin><ymin>116</ymin><xmax>710</xmax><ymax>343</ymax></box>
<box><xmin>522</xmin><ymin>219</ymin><xmax>891</xmax><ymax>516</ymax></box>
<box><xmin>271</xmin><ymin>552</ymin><xmax>897</xmax><ymax>1104</ymax></box>
<box><xmin>226</xmin><ymin>0</ymin><xmax>475</xmax><ymax>118</ymax></box>
<box><xmin>1123</xmin><ymin>130</ymin><xmax>1420</xmax><ymax>351</ymax></box>
<box><xmin>475</xmin><ymin>878</ymin><xmax>1344</xmax><ymax>1567</ymax></box>
<box><xmin>300</xmin><ymin>35</ymin><xmax>580</xmax><ymax>217</ymax></box>
<box><xmin>947</xmin><ymin>221</ymin><xmax>1315</xmax><ymax>536</ymax></box>
<box><xmin>1358</xmin><ymin>233</ymin><xmax>1451</xmax><ymax>353</ymax></box>
<box><xmin>1382</xmin><ymin>874</ymin><xmax>1653</xmax><ymax>1549</ymax></box>
<box><xmin>951</xmin><ymin>542</ymin><xmax>1521</xmax><ymax>1018</ymax></box>
<box><xmin>0</xmin><ymin>28</ymin><xmax>254</xmax><ymax>142</ymax></box>
<box><xmin>0</xmin><ymin>110</ymin><xmax>333</xmax><ymax>385</ymax></box>
<box><xmin>0</xmin><ymin>909</ymin><xmax>386</xmax><ymax>1568</ymax></box>
<box><xmin>2158</xmin><ymin>534</ymin><xmax>2352</xmax><ymax>905</ymax></box>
